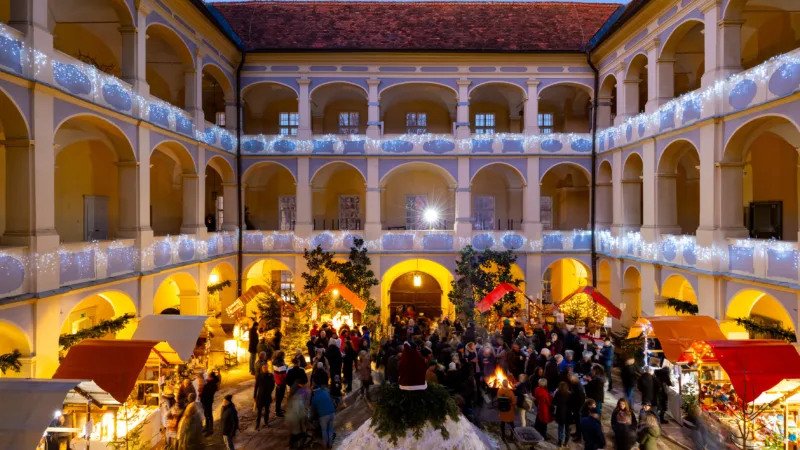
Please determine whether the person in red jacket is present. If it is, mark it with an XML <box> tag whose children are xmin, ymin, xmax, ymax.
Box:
<box><xmin>272</xmin><ymin>351</ymin><xmax>288</xmax><ymax>417</ymax></box>
<box><xmin>310</xmin><ymin>323</ymin><xmax>319</xmax><ymax>338</ymax></box>
<box><xmin>534</xmin><ymin>377</ymin><xmax>553</xmax><ymax>440</ymax></box>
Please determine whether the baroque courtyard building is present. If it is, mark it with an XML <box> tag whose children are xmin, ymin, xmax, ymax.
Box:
<box><xmin>0</xmin><ymin>0</ymin><xmax>799</xmax><ymax>379</ymax></box>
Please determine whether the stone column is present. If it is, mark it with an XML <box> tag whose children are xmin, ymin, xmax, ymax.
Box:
<box><xmin>522</xmin><ymin>157</ymin><xmax>542</xmax><ymax>236</ymax></box>
<box><xmin>365</xmin><ymin>158</ymin><xmax>382</xmax><ymax>240</ymax></box>
<box><xmin>622</xmin><ymin>79</ymin><xmax>641</xmax><ymax>119</ymax></box>
<box><xmin>654</xmin><ymin>58</ymin><xmax>675</xmax><ymax>106</ymax></box>
<box><xmin>14</xmin><ymin>0</ymin><xmax>52</xmax><ymax>65</ymax></box>
<box><xmin>640</xmin><ymin>139</ymin><xmax>657</xmax><ymax>242</ymax></box>
<box><xmin>224</xmin><ymin>96</ymin><xmax>237</xmax><ymax>132</ymax></box>
<box><xmin>614</xmin><ymin>64</ymin><xmax>629</xmax><ymax>124</ymax></box>
<box><xmin>700</xmin><ymin>0</ymin><xmax>722</xmax><ymax>88</ymax></box>
<box><xmin>455</xmin><ymin>157</ymin><xmax>472</xmax><ymax>238</ymax></box>
<box><xmin>135</xmin><ymin>126</ymin><xmax>154</xmax><ymax>271</ymax></box>
<box><xmin>645</xmin><ymin>39</ymin><xmax>661</xmax><ymax>113</ymax></box>
<box><xmin>366</xmin><ymin>79</ymin><xmax>381</xmax><ymax>139</ymax></box>
<box><xmin>611</xmin><ymin>150</ymin><xmax>624</xmax><ymax>238</ymax></box>
<box><xmin>180</xmin><ymin>174</ymin><xmax>203</xmax><ymax>235</ymax></box>
<box><xmin>297</xmin><ymin>79</ymin><xmax>312</xmax><ymax>139</ymax></box>
<box><xmin>524</xmin><ymin>80</ymin><xmax>540</xmax><ymax>135</ymax></box>
<box><xmin>596</xmin><ymin>180</ymin><xmax>613</xmax><ymax>228</ymax></box>
<box><xmin>35</xmin><ymin>296</ymin><xmax>61</xmax><ymax>377</ymax></box>
<box><xmin>221</xmin><ymin>182</ymin><xmax>238</xmax><ymax>232</ymax></box>
<box><xmin>185</xmin><ymin>50</ymin><xmax>205</xmax><ymax>132</ymax></box>
<box><xmin>597</xmin><ymin>94</ymin><xmax>613</xmax><ymax>130</ymax></box>
<box><xmin>295</xmin><ymin>157</ymin><xmax>312</xmax><ymax>236</ymax></box>
<box><xmin>719</xmin><ymin>20</ymin><xmax>744</xmax><ymax>80</ymax></box>
<box><xmin>117</xmin><ymin>161</ymin><xmax>144</xmax><ymax>238</ymax></box>
<box><xmin>640</xmin><ymin>263</ymin><xmax>659</xmax><ymax>317</ymax></box>
<box><xmin>456</xmin><ymin>80</ymin><xmax>471</xmax><ymax>139</ymax></box>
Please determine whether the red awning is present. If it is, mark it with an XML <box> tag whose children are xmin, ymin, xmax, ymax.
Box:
<box><xmin>52</xmin><ymin>339</ymin><xmax>159</xmax><ymax>403</ymax></box>
<box><xmin>703</xmin><ymin>340</ymin><xmax>800</xmax><ymax>403</ymax></box>
<box><xmin>314</xmin><ymin>284</ymin><xmax>366</xmax><ymax>312</ymax></box>
<box><xmin>553</xmin><ymin>286</ymin><xmax>622</xmax><ymax>320</ymax></box>
<box><xmin>477</xmin><ymin>283</ymin><xmax>522</xmax><ymax>313</ymax></box>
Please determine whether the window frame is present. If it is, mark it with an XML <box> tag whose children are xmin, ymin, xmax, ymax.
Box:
<box><xmin>338</xmin><ymin>112</ymin><xmax>360</xmax><ymax>135</ymax></box>
<box><xmin>538</xmin><ymin>113</ymin><xmax>554</xmax><ymax>134</ymax></box>
<box><xmin>278</xmin><ymin>112</ymin><xmax>299</xmax><ymax>136</ymax></box>
<box><xmin>474</xmin><ymin>113</ymin><xmax>496</xmax><ymax>135</ymax></box>
<box><xmin>405</xmin><ymin>112</ymin><xmax>428</xmax><ymax>134</ymax></box>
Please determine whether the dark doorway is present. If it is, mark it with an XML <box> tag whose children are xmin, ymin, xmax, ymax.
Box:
<box><xmin>389</xmin><ymin>272</ymin><xmax>443</xmax><ymax>323</ymax></box>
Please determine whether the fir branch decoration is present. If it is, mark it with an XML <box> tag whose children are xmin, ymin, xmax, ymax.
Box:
<box><xmin>207</xmin><ymin>279</ymin><xmax>231</xmax><ymax>295</ymax></box>
<box><xmin>371</xmin><ymin>383</ymin><xmax>460</xmax><ymax>445</ymax></box>
<box><xmin>734</xmin><ymin>317</ymin><xmax>797</xmax><ymax>342</ymax></box>
<box><xmin>0</xmin><ymin>349</ymin><xmax>22</xmax><ymax>374</ymax></box>
<box><xmin>666</xmin><ymin>297</ymin><xmax>699</xmax><ymax>315</ymax></box>
<box><xmin>59</xmin><ymin>313</ymin><xmax>135</xmax><ymax>350</ymax></box>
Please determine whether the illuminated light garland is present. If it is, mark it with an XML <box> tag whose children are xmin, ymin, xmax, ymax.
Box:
<box><xmin>597</xmin><ymin>49</ymin><xmax>800</xmax><ymax>153</ymax></box>
<box><xmin>0</xmin><ymin>22</ymin><xmax>237</xmax><ymax>154</ymax></box>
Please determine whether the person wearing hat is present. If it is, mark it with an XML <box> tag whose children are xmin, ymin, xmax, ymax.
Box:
<box><xmin>579</xmin><ymin>407</ymin><xmax>606</xmax><ymax>450</ymax></box>
<box><xmin>638</xmin><ymin>400</ymin><xmax>660</xmax><ymax>428</ymax></box>
<box><xmin>398</xmin><ymin>343</ymin><xmax>428</xmax><ymax>391</ymax></box>
<box><xmin>159</xmin><ymin>388</ymin><xmax>176</xmax><ymax>440</ymax></box>
<box><xmin>221</xmin><ymin>394</ymin><xmax>239</xmax><ymax>450</ymax></box>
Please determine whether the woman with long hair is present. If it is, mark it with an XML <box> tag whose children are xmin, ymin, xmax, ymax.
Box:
<box><xmin>637</xmin><ymin>412</ymin><xmax>661</xmax><ymax>450</ymax></box>
<box><xmin>357</xmin><ymin>350</ymin><xmax>373</xmax><ymax>401</ymax></box>
<box><xmin>611</xmin><ymin>398</ymin><xmax>638</xmax><ymax>450</ymax></box>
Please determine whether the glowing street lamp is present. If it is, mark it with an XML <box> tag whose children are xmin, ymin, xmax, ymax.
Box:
<box><xmin>423</xmin><ymin>208</ymin><xmax>440</xmax><ymax>230</ymax></box>
<box><xmin>209</xmin><ymin>272</ymin><xmax>220</xmax><ymax>284</ymax></box>
<box><xmin>413</xmin><ymin>274</ymin><xmax>422</xmax><ymax>287</ymax></box>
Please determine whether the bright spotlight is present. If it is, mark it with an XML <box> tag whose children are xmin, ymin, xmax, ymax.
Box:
<box><xmin>209</xmin><ymin>273</ymin><xmax>219</xmax><ymax>284</ymax></box>
<box><xmin>423</xmin><ymin>208</ymin><xmax>439</xmax><ymax>224</ymax></box>
<box><xmin>413</xmin><ymin>274</ymin><xmax>422</xmax><ymax>287</ymax></box>
<box><xmin>332</xmin><ymin>289</ymin><xmax>339</xmax><ymax>297</ymax></box>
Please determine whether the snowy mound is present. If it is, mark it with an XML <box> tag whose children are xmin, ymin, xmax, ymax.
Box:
<box><xmin>337</xmin><ymin>415</ymin><xmax>497</xmax><ymax>450</ymax></box>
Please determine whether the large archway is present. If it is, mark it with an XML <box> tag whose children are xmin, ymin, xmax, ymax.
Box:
<box><xmin>543</xmin><ymin>258</ymin><xmax>590</xmax><ymax>305</ymax></box>
<box><xmin>538</xmin><ymin>83</ymin><xmax>592</xmax><ymax>133</ymax></box>
<box><xmin>54</xmin><ymin>115</ymin><xmax>136</xmax><ymax>242</ymax></box>
<box><xmin>311</xmin><ymin>162</ymin><xmax>366</xmax><ymax>231</ymax></box>
<box><xmin>0</xmin><ymin>321</ymin><xmax>33</xmax><ymax>378</ymax></box>
<box><xmin>60</xmin><ymin>291</ymin><xmax>138</xmax><ymax>340</ymax></box>
<box><xmin>660</xmin><ymin>20</ymin><xmax>706</xmax><ymax>97</ymax></box>
<box><xmin>540</xmin><ymin>163</ymin><xmax>591</xmax><ymax>231</ymax></box>
<box><xmin>145</xmin><ymin>23</ymin><xmax>194</xmax><ymax>109</ymax></box>
<box><xmin>621</xmin><ymin>266</ymin><xmax>642</xmax><ymax>327</ymax></box>
<box><xmin>242</xmin><ymin>82</ymin><xmax>299</xmax><ymax>135</ymax></box>
<box><xmin>468</xmin><ymin>83</ymin><xmax>526</xmax><ymax>134</ymax></box>
<box><xmin>202</xmin><ymin>65</ymin><xmax>233</xmax><ymax>126</ymax></box>
<box><xmin>657</xmin><ymin>141</ymin><xmax>700</xmax><ymax>235</ymax></box>
<box><xmin>658</xmin><ymin>274</ymin><xmax>698</xmax><ymax>316</ymax></box>
<box><xmin>153</xmin><ymin>272</ymin><xmax>200</xmax><ymax>315</ymax></box>
<box><xmin>624</xmin><ymin>54</ymin><xmax>649</xmax><ymax>116</ymax></box>
<box><xmin>380</xmin><ymin>259</ymin><xmax>454</xmax><ymax>324</ymax></box>
<box><xmin>381</xmin><ymin>162</ymin><xmax>456</xmax><ymax>230</ymax></box>
<box><xmin>244</xmin><ymin>258</ymin><xmax>295</xmax><ymax>318</ymax></box>
<box><xmin>0</xmin><ymin>87</ymin><xmax>30</xmax><ymax>246</ymax></box>
<box><xmin>724</xmin><ymin>289</ymin><xmax>796</xmax><ymax>339</ymax></box>
<box><xmin>205</xmin><ymin>156</ymin><xmax>236</xmax><ymax>232</ymax></box>
<box><xmin>470</xmin><ymin>163</ymin><xmax>526</xmax><ymax>231</ymax></box>
<box><xmin>380</xmin><ymin>83</ymin><xmax>457</xmax><ymax>135</ymax></box>
<box><xmin>243</xmin><ymin>162</ymin><xmax>296</xmax><ymax>231</ymax></box>
<box><xmin>208</xmin><ymin>262</ymin><xmax>237</xmax><ymax>323</ymax></box>
<box><xmin>150</xmin><ymin>141</ymin><xmax>197</xmax><ymax>236</ymax></box>
<box><xmin>310</xmin><ymin>82</ymin><xmax>368</xmax><ymax>135</ymax></box>
<box><xmin>723</xmin><ymin>115</ymin><xmax>800</xmax><ymax>241</ymax></box>
<box><xmin>598</xmin><ymin>74</ymin><xmax>618</xmax><ymax>128</ymax></box>
<box><xmin>725</xmin><ymin>0</ymin><xmax>800</xmax><ymax>72</ymax></box>
<box><xmin>597</xmin><ymin>161</ymin><xmax>613</xmax><ymax>229</ymax></box>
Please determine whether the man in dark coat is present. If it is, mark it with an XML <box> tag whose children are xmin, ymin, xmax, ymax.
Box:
<box><xmin>253</xmin><ymin>364</ymin><xmax>275</xmax><ymax>430</ymax></box>
<box><xmin>579</xmin><ymin>408</ymin><xmax>607</xmax><ymax>450</ymax></box>
<box><xmin>545</xmin><ymin>354</ymin><xmax>561</xmax><ymax>392</ymax></box>
<box><xmin>568</xmin><ymin>374</ymin><xmax>586</xmax><ymax>440</ymax></box>
<box><xmin>655</xmin><ymin>366</ymin><xmax>673</xmax><ymax>423</ymax></box>
<box><xmin>507</xmin><ymin>344</ymin><xmax>526</xmax><ymax>380</ymax></box>
<box><xmin>327</xmin><ymin>343</ymin><xmax>343</xmax><ymax>380</ymax></box>
<box><xmin>638</xmin><ymin>367</ymin><xmax>661</xmax><ymax>408</ymax></box>
<box><xmin>622</xmin><ymin>357</ymin><xmax>640</xmax><ymax>407</ymax></box>
<box><xmin>286</xmin><ymin>356</ymin><xmax>308</xmax><ymax>389</ymax></box>
<box><xmin>249</xmin><ymin>320</ymin><xmax>259</xmax><ymax>375</ymax></box>
<box><xmin>463</xmin><ymin>322</ymin><xmax>476</xmax><ymax>345</ymax></box>
<box><xmin>221</xmin><ymin>394</ymin><xmax>239</xmax><ymax>450</ymax></box>
<box><xmin>200</xmin><ymin>372</ymin><xmax>219</xmax><ymax>434</ymax></box>
<box><xmin>501</xmin><ymin>319</ymin><xmax>514</xmax><ymax>347</ymax></box>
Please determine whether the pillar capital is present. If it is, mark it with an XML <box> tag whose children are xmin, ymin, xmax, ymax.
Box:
<box><xmin>456</xmin><ymin>79</ymin><xmax>472</xmax><ymax>87</ymax></box>
<box><xmin>297</xmin><ymin>79</ymin><xmax>312</xmax><ymax>86</ymax></box>
<box><xmin>136</xmin><ymin>0</ymin><xmax>154</xmax><ymax>15</ymax></box>
<box><xmin>643</xmin><ymin>38</ymin><xmax>661</xmax><ymax>52</ymax></box>
<box><xmin>526</xmin><ymin>79</ymin><xmax>540</xmax><ymax>87</ymax></box>
<box><xmin>366</xmin><ymin>78</ymin><xmax>381</xmax><ymax>87</ymax></box>
<box><xmin>698</xmin><ymin>0</ymin><xmax>721</xmax><ymax>14</ymax></box>
<box><xmin>118</xmin><ymin>25</ymin><xmax>137</xmax><ymax>34</ymax></box>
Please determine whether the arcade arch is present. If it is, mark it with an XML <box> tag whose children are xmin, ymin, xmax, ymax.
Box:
<box><xmin>153</xmin><ymin>272</ymin><xmax>200</xmax><ymax>315</ymax></box>
<box><xmin>723</xmin><ymin>289</ymin><xmax>796</xmax><ymax>339</ymax></box>
<box><xmin>381</xmin><ymin>162</ymin><xmax>456</xmax><ymax>230</ymax></box>
<box><xmin>470</xmin><ymin>163</ymin><xmax>525</xmax><ymax>231</ymax></box>
<box><xmin>540</xmin><ymin>163</ymin><xmax>591</xmax><ymax>231</ymax></box>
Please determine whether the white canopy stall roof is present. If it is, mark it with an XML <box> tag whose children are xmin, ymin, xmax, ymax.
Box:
<box><xmin>0</xmin><ymin>379</ymin><xmax>84</xmax><ymax>450</ymax></box>
<box><xmin>131</xmin><ymin>315</ymin><xmax>208</xmax><ymax>364</ymax></box>
<box><xmin>753</xmin><ymin>379</ymin><xmax>800</xmax><ymax>405</ymax></box>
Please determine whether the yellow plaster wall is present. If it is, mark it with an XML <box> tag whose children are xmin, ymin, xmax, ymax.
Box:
<box><xmin>244</xmin><ymin>99</ymin><xmax>298</xmax><ymax>135</ymax></box>
<box><xmin>60</xmin><ymin>295</ymin><xmax>115</xmax><ymax>336</ymax></box>
<box><xmin>0</xmin><ymin>145</ymin><xmax>5</xmax><ymax>237</ymax></box>
<box><xmin>549</xmin><ymin>259</ymin><xmax>588</xmax><ymax>303</ymax></box>
<box><xmin>723</xmin><ymin>290</ymin><xmax>796</xmax><ymax>337</ymax></box>
<box><xmin>742</xmin><ymin>11</ymin><xmax>800</xmax><ymax>70</ymax></box>
<box><xmin>321</xmin><ymin>100</ymin><xmax>368</xmax><ymax>134</ymax></box>
<box><xmin>55</xmin><ymin>142</ymin><xmax>120</xmax><ymax>242</ymax></box>
<box><xmin>471</xmin><ymin>172</ymin><xmax>515</xmax><ymax>227</ymax></box>
<box><xmin>381</xmin><ymin>170</ymin><xmax>454</xmax><ymax>229</ymax></box>
<box><xmin>470</xmin><ymin>102</ymin><xmax>511</xmax><ymax>133</ymax></box>
<box><xmin>0</xmin><ymin>1</ymin><xmax>9</xmax><ymax>25</ymax></box>
<box><xmin>154</xmin><ymin>279</ymin><xmax>181</xmax><ymax>314</ymax></box>
<box><xmin>312</xmin><ymin>168</ymin><xmax>365</xmax><ymax>227</ymax></box>
<box><xmin>150</xmin><ymin>150</ymin><xmax>183</xmax><ymax>236</ymax></box>
<box><xmin>246</xmin><ymin>166</ymin><xmax>296</xmax><ymax>230</ymax></box>
<box><xmin>383</xmin><ymin>100</ymin><xmax>451</xmax><ymax>134</ymax></box>
<box><xmin>676</xmin><ymin>164</ymin><xmax>700</xmax><ymax>235</ymax></box>
<box><xmin>52</xmin><ymin>24</ymin><xmax>121</xmax><ymax>77</ymax></box>
<box><xmin>744</xmin><ymin>133</ymin><xmax>798</xmax><ymax>241</ymax></box>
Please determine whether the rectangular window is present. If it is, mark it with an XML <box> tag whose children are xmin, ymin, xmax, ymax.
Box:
<box><xmin>279</xmin><ymin>195</ymin><xmax>296</xmax><ymax>231</ymax></box>
<box><xmin>338</xmin><ymin>112</ymin><xmax>360</xmax><ymax>135</ymax></box>
<box><xmin>474</xmin><ymin>113</ymin><xmax>496</xmax><ymax>135</ymax></box>
<box><xmin>405</xmin><ymin>112</ymin><xmax>427</xmax><ymax>134</ymax></box>
<box><xmin>279</xmin><ymin>112</ymin><xmax>299</xmax><ymax>136</ymax></box>
<box><xmin>405</xmin><ymin>195</ymin><xmax>428</xmax><ymax>230</ymax></box>
<box><xmin>339</xmin><ymin>195</ymin><xmax>361</xmax><ymax>230</ymax></box>
<box><xmin>474</xmin><ymin>196</ymin><xmax>496</xmax><ymax>230</ymax></box>
<box><xmin>538</xmin><ymin>113</ymin><xmax>554</xmax><ymax>134</ymax></box>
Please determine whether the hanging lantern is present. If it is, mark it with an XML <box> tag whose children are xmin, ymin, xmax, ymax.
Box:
<box><xmin>413</xmin><ymin>273</ymin><xmax>422</xmax><ymax>287</ymax></box>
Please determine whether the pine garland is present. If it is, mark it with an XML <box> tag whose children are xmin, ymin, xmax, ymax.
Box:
<box><xmin>59</xmin><ymin>313</ymin><xmax>135</xmax><ymax>350</ymax></box>
<box><xmin>207</xmin><ymin>279</ymin><xmax>231</xmax><ymax>295</ymax></box>
<box><xmin>666</xmin><ymin>297</ymin><xmax>699</xmax><ymax>315</ymax></box>
<box><xmin>371</xmin><ymin>383</ymin><xmax>460</xmax><ymax>445</ymax></box>
<box><xmin>0</xmin><ymin>349</ymin><xmax>22</xmax><ymax>374</ymax></box>
<box><xmin>734</xmin><ymin>317</ymin><xmax>797</xmax><ymax>342</ymax></box>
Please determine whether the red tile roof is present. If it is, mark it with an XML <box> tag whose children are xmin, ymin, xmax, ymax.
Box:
<box><xmin>211</xmin><ymin>1</ymin><xmax>622</xmax><ymax>52</ymax></box>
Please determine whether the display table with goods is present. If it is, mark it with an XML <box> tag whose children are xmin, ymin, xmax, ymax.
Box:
<box><xmin>679</xmin><ymin>339</ymin><xmax>800</xmax><ymax>449</ymax></box>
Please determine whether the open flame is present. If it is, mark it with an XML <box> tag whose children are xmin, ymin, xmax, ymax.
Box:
<box><xmin>486</xmin><ymin>366</ymin><xmax>515</xmax><ymax>388</ymax></box>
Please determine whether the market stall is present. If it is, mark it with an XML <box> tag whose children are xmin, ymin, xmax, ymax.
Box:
<box><xmin>550</xmin><ymin>286</ymin><xmax>621</xmax><ymax>336</ymax></box>
<box><xmin>51</xmin><ymin>339</ymin><xmax>163</xmax><ymax>450</ymax></box>
<box><xmin>679</xmin><ymin>339</ymin><xmax>800</xmax><ymax>448</ymax></box>
<box><xmin>0</xmin><ymin>379</ymin><xmax>85</xmax><ymax>450</ymax></box>
<box><xmin>626</xmin><ymin>315</ymin><xmax>727</xmax><ymax>422</ymax></box>
<box><xmin>132</xmin><ymin>314</ymin><xmax>209</xmax><ymax>365</ymax></box>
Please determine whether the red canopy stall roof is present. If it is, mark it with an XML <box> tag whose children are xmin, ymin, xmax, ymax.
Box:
<box><xmin>691</xmin><ymin>340</ymin><xmax>800</xmax><ymax>403</ymax></box>
<box><xmin>314</xmin><ymin>284</ymin><xmax>366</xmax><ymax>312</ymax></box>
<box><xmin>553</xmin><ymin>286</ymin><xmax>622</xmax><ymax>320</ymax></box>
<box><xmin>52</xmin><ymin>339</ymin><xmax>159</xmax><ymax>403</ymax></box>
<box><xmin>476</xmin><ymin>283</ymin><xmax>522</xmax><ymax>313</ymax></box>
